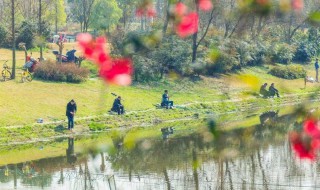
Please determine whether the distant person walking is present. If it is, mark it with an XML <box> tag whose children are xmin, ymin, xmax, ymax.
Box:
<box><xmin>66</xmin><ymin>99</ymin><xmax>77</xmax><ymax>130</ymax></box>
<box><xmin>315</xmin><ymin>58</ymin><xmax>319</xmax><ymax>82</ymax></box>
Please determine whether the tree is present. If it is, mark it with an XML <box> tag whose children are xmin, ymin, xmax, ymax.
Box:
<box><xmin>117</xmin><ymin>0</ymin><xmax>139</xmax><ymax>30</ymax></box>
<box><xmin>44</xmin><ymin>0</ymin><xmax>67</xmax><ymax>34</ymax></box>
<box><xmin>11</xmin><ymin>0</ymin><xmax>16</xmax><ymax>79</ymax></box>
<box><xmin>69</xmin><ymin>0</ymin><xmax>95</xmax><ymax>32</ymax></box>
<box><xmin>90</xmin><ymin>0</ymin><xmax>122</xmax><ymax>36</ymax></box>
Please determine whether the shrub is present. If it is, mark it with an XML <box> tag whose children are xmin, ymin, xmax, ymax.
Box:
<box><xmin>133</xmin><ymin>55</ymin><xmax>160</xmax><ymax>82</ymax></box>
<box><xmin>293</xmin><ymin>42</ymin><xmax>317</xmax><ymax>63</ymax></box>
<box><xmin>269</xmin><ymin>65</ymin><xmax>306</xmax><ymax>79</ymax></box>
<box><xmin>206</xmin><ymin>52</ymin><xmax>239</xmax><ymax>74</ymax></box>
<box><xmin>34</xmin><ymin>60</ymin><xmax>89</xmax><ymax>83</ymax></box>
<box><xmin>270</xmin><ymin>43</ymin><xmax>294</xmax><ymax>64</ymax></box>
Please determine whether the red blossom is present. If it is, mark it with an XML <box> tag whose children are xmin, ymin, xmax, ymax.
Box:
<box><xmin>176</xmin><ymin>12</ymin><xmax>199</xmax><ymax>38</ymax></box>
<box><xmin>303</xmin><ymin>119</ymin><xmax>320</xmax><ymax>138</ymax></box>
<box><xmin>198</xmin><ymin>0</ymin><xmax>213</xmax><ymax>11</ymax></box>
<box><xmin>292</xmin><ymin>142</ymin><xmax>315</xmax><ymax>160</ymax></box>
<box><xmin>256</xmin><ymin>0</ymin><xmax>269</xmax><ymax>5</ymax></box>
<box><xmin>77</xmin><ymin>33</ymin><xmax>133</xmax><ymax>86</ymax></box>
<box><xmin>292</xmin><ymin>0</ymin><xmax>304</xmax><ymax>11</ymax></box>
<box><xmin>175</xmin><ymin>2</ymin><xmax>188</xmax><ymax>17</ymax></box>
<box><xmin>136</xmin><ymin>1</ymin><xmax>156</xmax><ymax>18</ymax></box>
<box><xmin>99</xmin><ymin>58</ymin><xmax>133</xmax><ymax>86</ymax></box>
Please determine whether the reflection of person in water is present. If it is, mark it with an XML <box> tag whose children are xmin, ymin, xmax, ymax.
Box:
<box><xmin>259</xmin><ymin>110</ymin><xmax>279</xmax><ymax>126</ymax></box>
<box><xmin>161</xmin><ymin>127</ymin><xmax>174</xmax><ymax>140</ymax></box>
<box><xmin>66</xmin><ymin>137</ymin><xmax>77</xmax><ymax>164</ymax></box>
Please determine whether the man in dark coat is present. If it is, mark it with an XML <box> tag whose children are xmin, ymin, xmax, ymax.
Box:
<box><xmin>269</xmin><ymin>83</ymin><xmax>280</xmax><ymax>98</ymax></box>
<box><xmin>66</xmin><ymin>99</ymin><xmax>77</xmax><ymax>130</ymax></box>
<box><xmin>111</xmin><ymin>96</ymin><xmax>124</xmax><ymax>115</ymax></box>
<box><xmin>161</xmin><ymin>90</ymin><xmax>174</xmax><ymax>109</ymax></box>
<box><xmin>259</xmin><ymin>83</ymin><xmax>269</xmax><ymax>97</ymax></box>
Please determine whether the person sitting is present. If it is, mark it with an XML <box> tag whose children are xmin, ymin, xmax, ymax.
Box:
<box><xmin>161</xmin><ymin>90</ymin><xmax>174</xmax><ymax>109</ymax></box>
<box><xmin>111</xmin><ymin>96</ymin><xmax>125</xmax><ymax>115</ymax></box>
<box><xmin>259</xmin><ymin>83</ymin><xmax>269</xmax><ymax>97</ymax></box>
<box><xmin>269</xmin><ymin>83</ymin><xmax>280</xmax><ymax>98</ymax></box>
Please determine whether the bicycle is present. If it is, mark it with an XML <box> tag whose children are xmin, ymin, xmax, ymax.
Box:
<box><xmin>1</xmin><ymin>60</ymin><xmax>11</xmax><ymax>81</ymax></box>
<box><xmin>21</xmin><ymin>68</ymin><xmax>33</xmax><ymax>83</ymax></box>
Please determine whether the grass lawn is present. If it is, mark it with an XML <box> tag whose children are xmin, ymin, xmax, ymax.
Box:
<box><xmin>1</xmin><ymin>44</ymin><xmax>320</xmax><ymax>126</ymax></box>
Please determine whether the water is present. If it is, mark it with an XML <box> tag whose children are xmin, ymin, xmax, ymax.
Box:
<box><xmin>0</xmin><ymin>109</ymin><xmax>319</xmax><ymax>190</ymax></box>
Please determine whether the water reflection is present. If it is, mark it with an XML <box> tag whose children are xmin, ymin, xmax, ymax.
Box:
<box><xmin>0</xmin><ymin>110</ymin><xmax>319</xmax><ymax>189</ymax></box>
<box><xmin>66</xmin><ymin>137</ymin><xmax>77</xmax><ymax>165</ymax></box>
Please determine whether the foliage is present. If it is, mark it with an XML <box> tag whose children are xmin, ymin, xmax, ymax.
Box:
<box><xmin>16</xmin><ymin>21</ymin><xmax>36</xmax><ymax>49</ymax></box>
<box><xmin>293</xmin><ymin>42</ymin><xmax>317</xmax><ymax>63</ymax></box>
<box><xmin>132</xmin><ymin>55</ymin><xmax>159</xmax><ymax>82</ymax></box>
<box><xmin>269</xmin><ymin>65</ymin><xmax>306</xmax><ymax>79</ymax></box>
<box><xmin>206</xmin><ymin>52</ymin><xmax>238</xmax><ymax>74</ymax></box>
<box><xmin>34</xmin><ymin>60</ymin><xmax>89</xmax><ymax>83</ymax></box>
<box><xmin>81</xmin><ymin>60</ymin><xmax>98</xmax><ymax>77</ymax></box>
<box><xmin>150</xmin><ymin>36</ymin><xmax>191</xmax><ymax>78</ymax></box>
<box><xmin>44</xmin><ymin>0</ymin><xmax>67</xmax><ymax>31</ymax></box>
<box><xmin>0</xmin><ymin>25</ymin><xmax>7</xmax><ymax>48</ymax></box>
<box><xmin>90</xmin><ymin>0</ymin><xmax>122</xmax><ymax>32</ymax></box>
<box><xmin>270</xmin><ymin>43</ymin><xmax>295</xmax><ymax>64</ymax></box>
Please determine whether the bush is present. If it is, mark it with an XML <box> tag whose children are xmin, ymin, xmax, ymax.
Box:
<box><xmin>133</xmin><ymin>55</ymin><xmax>160</xmax><ymax>82</ymax></box>
<box><xmin>270</xmin><ymin>43</ymin><xmax>295</xmax><ymax>64</ymax></box>
<box><xmin>293</xmin><ymin>42</ymin><xmax>317</xmax><ymax>63</ymax></box>
<box><xmin>34</xmin><ymin>60</ymin><xmax>89</xmax><ymax>83</ymax></box>
<box><xmin>269</xmin><ymin>65</ymin><xmax>306</xmax><ymax>79</ymax></box>
<box><xmin>206</xmin><ymin>52</ymin><xmax>239</xmax><ymax>74</ymax></box>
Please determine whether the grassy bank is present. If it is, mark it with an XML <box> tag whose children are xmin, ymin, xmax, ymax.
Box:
<box><xmin>1</xmin><ymin>46</ymin><xmax>320</xmax><ymax>140</ymax></box>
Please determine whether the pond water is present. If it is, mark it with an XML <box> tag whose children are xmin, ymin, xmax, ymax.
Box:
<box><xmin>0</xmin><ymin>109</ymin><xmax>319</xmax><ymax>190</ymax></box>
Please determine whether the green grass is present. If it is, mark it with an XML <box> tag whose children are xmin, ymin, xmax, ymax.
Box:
<box><xmin>1</xmin><ymin>46</ymin><xmax>320</xmax><ymax>127</ymax></box>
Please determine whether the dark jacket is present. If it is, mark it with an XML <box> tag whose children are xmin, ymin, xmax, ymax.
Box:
<box><xmin>316</xmin><ymin>61</ymin><xmax>319</xmax><ymax>70</ymax></box>
<box><xmin>162</xmin><ymin>93</ymin><xmax>169</xmax><ymax>103</ymax></box>
<box><xmin>66</xmin><ymin>102</ymin><xmax>77</xmax><ymax>117</ymax></box>
<box><xmin>112</xmin><ymin>98</ymin><xmax>122</xmax><ymax>110</ymax></box>
<box><xmin>269</xmin><ymin>86</ymin><xmax>278</xmax><ymax>96</ymax></box>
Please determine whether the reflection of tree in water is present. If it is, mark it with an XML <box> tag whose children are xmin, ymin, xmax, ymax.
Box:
<box><xmin>104</xmin><ymin>111</ymin><xmax>300</xmax><ymax>189</ymax></box>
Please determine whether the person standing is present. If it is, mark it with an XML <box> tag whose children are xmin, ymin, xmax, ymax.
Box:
<box><xmin>66</xmin><ymin>99</ymin><xmax>77</xmax><ymax>130</ymax></box>
<box><xmin>315</xmin><ymin>58</ymin><xmax>319</xmax><ymax>82</ymax></box>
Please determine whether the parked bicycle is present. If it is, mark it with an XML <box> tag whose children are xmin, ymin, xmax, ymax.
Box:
<box><xmin>1</xmin><ymin>60</ymin><xmax>11</xmax><ymax>81</ymax></box>
<box><xmin>20</xmin><ymin>57</ymin><xmax>39</xmax><ymax>83</ymax></box>
<box><xmin>21</xmin><ymin>68</ymin><xmax>33</xmax><ymax>83</ymax></box>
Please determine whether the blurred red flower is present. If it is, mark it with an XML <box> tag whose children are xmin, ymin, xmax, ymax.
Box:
<box><xmin>292</xmin><ymin>0</ymin><xmax>304</xmax><ymax>11</ymax></box>
<box><xmin>303</xmin><ymin>119</ymin><xmax>320</xmax><ymax>138</ymax></box>
<box><xmin>175</xmin><ymin>2</ymin><xmax>188</xmax><ymax>17</ymax></box>
<box><xmin>198</xmin><ymin>0</ymin><xmax>213</xmax><ymax>11</ymax></box>
<box><xmin>292</xmin><ymin>141</ymin><xmax>315</xmax><ymax>160</ymax></box>
<box><xmin>176</xmin><ymin>12</ymin><xmax>199</xmax><ymax>38</ymax></box>
<box><xmin>99</xmin><ymin>58</ymin><xmax>133</xmax><ymax>86</ymax></box>
<box><xmin>136</xmin><ymin>0</ymin><xmax>156</xmax><ymax>17</ymax></box>
<box><xmin>77</xmin><ymin>33</ymin><xmax>133</xmax><ymax>86</ymax></box>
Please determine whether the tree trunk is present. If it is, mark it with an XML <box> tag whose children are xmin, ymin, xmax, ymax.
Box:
<box><xmin>11</xmin><ymin>0</ymin><xmax>16</xmax><ymax>79</ymax></box>
<box><xmin>39</xmin><ymin>0</ymin><xmax>43</xmax><ymax>61</ymax></box>
<box><xmin>191</xmin><ymin>1</ymin><xmax>199</xmax><ymax>63</ymax></box>
<box><xmin>55</xmin><ymin>0</ymin><xmax>58</xmax><ymax>34</ymax></box>
<box><xmin>162</xmin><ymin>0</ymin><xmax>170</xmax><ymax>36</ymax></box>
